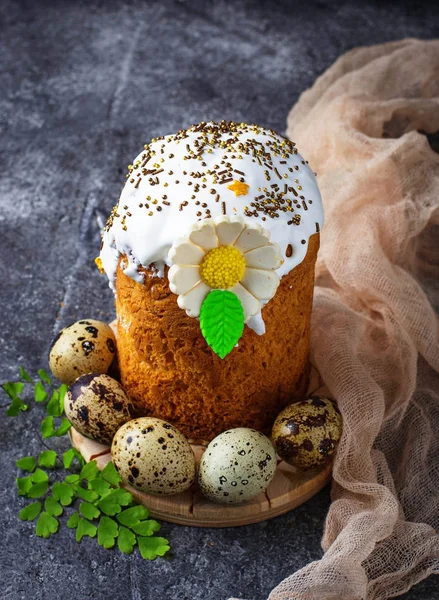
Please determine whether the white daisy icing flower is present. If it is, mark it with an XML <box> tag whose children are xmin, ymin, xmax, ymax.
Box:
<box><xmin>167</xmin><ymin>215</ymin><xmax>283</xmax><ymax>322</ymax></box>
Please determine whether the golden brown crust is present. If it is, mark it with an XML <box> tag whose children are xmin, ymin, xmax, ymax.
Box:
<box><xmin>114</xmin><ymin>233</ymin><xmax>320</xmax><ymax>442</ymax></box>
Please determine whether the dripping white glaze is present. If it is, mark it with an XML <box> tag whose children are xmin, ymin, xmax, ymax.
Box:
<box><xmin>100</xmin><ymin>121</ymin><xmax>324</xmax><ymax>333</ymax></box>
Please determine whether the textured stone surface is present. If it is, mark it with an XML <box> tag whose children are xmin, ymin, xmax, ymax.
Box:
<box><xmin>0</xmin><ymin>0</ymin><xmax>438</xmax><ymax>598</ymax></box>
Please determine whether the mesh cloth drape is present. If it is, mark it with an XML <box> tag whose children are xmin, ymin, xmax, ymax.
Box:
<box><xmin>233</xmin><ymin>38</ymin><xmax>439</xmax><ymax>600</ymax></box>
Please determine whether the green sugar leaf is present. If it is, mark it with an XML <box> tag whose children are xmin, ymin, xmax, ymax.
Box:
<box><xmin>116</xmin><ymin>505</ymin><xmax>149</xmax><ymax>527</ymax></box>
<box><xmin>34</xmin><ymin>381</ymin><xmax>48</xmax><ymax>403</ymax></box>
<box><xmin>138</xmin><ymin>536</ymin><xmax>170</xmax><ymax>560</ymax></box>
<box><xmin>19</xmin><ymin>501</ymin><xmax>42</xmax><ymax>521</ymax></box>
<box><xmin>63</xmin><ymin>448</ymin><xmax>85</xmax><ymax>470</ymax></box>
<box><xmin>17</xmin><ymin>476</ymin><xmax>33</xmax><ymax>496</ymax></box>
<box><xmin>67</xmin><ymin>512</ymin><xmax>80</xmax><ymax>529</ymax></box>
<box><xmin>89</xmin><ymin>477</ymin><xmax>111</xmax><ymax>496</ymax></box>
<box><xmin>52</xmin><ymin>482</ymin><xmax>76</xmax><ymax>506</ymax></box>
<box><xmin>97</xmin><ymin>516</ymin><xmax>118</xmax><ymax>548</ymax></box>
<box><xmin>80</xmin><ymin>461</ymin><xmax>99</xmax><ymax>481</ymax></box>
<box><xmin>27</xmin><ymin>481</ymin><xmax>49</xmax><ymax>499</ymax></box>
<box><xmin>2</xmin><ymin>381</ymin><xmax>24</xmax><ymax>400</ymax></box>
<box><xmin>46</xmin><ymin>390</ymin><xmax>62</xmax><ymax>417</ymax></box>
<box><xmin>16</xmin><ymin>456</ymin><xmax>36</xmax><ymax>472</ymax></box>
<box><xmin>74</xmin><ymin>485</ymin><xmax>99</xmax><ymax>503</ymax></box>
<box><xmin>38</xmin><ymin>450</ymin><xmax>57</xmax><ymax>468</ymax></box>
<box><xmin>199</xmin><ymin>290</ymin><xmax>244</xmax><ymax>359</ymax></box>
<box><xmin>76</xmin><ymin>517</ymin><xmax>97</xmax><ymax>542</ymax></box>
<box><xmin>37</xmin><ymin>369</ymin><xmax>52</xmax><ymax>385</ymax></box>
<box><xmin>36</xmin><ymin>512</ymin><xmax>59</xmax><ymax>538</ymax></box>
<box><xmin>19</xmin><ymin>367</ymin><xmax>33</xmax><ymax>383</ymax></box>
<box><xmin>100</xmin><ymin>461</ymin><xmax>122</xmax><ymax>486</ymax></box>
<box><xmin>31</xmin><ymin>468</ymin><xmax>49</xmax><ymax>484</ymax></box>
<box><xmin>44</xmin><ymin>496</ymin><xmax>63</xmax><ymax>517</ymax></box>
<box><xmin>80</xmin><ymin>502</ymin><xmax>100</xmax><ymax>520</ymax></box>
<box><xmin>97</xmin><ymin>489</ymin><xmax>132</xmax><ymax>516</ymax></box>
<box><xmin>131</xmin><ymin>519</ymin><xmax>161</xmax><ymax>537</ymax></box>
<box><xmin>55</xmin><ymin>418</ymin><xmax>71</xmax><ymax>437</ymax></box>
<box><xmin>117</xmin><ymin>525</ymin><xmax>136</xmax><ymax>554</ymax></box>
<box><xmin>41</xmin><ymin>416</ymin><xmax>55</xmax><ymax>438</ymax></box>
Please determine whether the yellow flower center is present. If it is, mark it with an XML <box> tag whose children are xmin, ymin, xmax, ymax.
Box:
<box><xmin>199</xmin><ymin>245</ymin><xmax>245</xmax><ymax>289</ymax></box>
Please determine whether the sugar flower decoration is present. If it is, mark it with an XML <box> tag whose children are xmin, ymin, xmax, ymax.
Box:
<box><xmin>167</xmin><ymin>216</ymin><xmax>283</xmax><ymax>358</ymax></box>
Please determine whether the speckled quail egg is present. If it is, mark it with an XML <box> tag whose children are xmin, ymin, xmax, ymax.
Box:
<box><xmin>49</xmin><ymin>319</ymin><xmax>116</xmax><ymax>384</ymax></box>
<box><xmin>111</xmin><ymin>417</ymin><xmax>196</xmax><ymax>495</ymax></box>
<box><xmin>198</xmin><ymin>428</ymin><xmax>277</xmax><ymax>504</ymax></box>
<box><xmin>65</xmin><ymin>373</ymin><xmax>134</xmax><ymax>445</ymax></box>
<box><xmin>272</xmin><ymin>396</ymin><xmax>342</xmax><ymax>470</ymax></box>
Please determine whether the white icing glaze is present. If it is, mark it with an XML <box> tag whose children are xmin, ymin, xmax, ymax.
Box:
<box><xmin>100</xmin><ymin>121</ymin><xmax>324</xmax><ymax>330</ymax></box>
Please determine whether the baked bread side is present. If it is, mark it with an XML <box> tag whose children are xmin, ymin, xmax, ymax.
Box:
<box><xmin>115</xmin><ymin>233</ymin><xmax>319</xmax><ymax>442</ymax></box>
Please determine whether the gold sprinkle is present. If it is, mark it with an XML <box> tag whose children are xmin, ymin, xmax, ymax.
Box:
<box><xmin>227</xmin><ymin>180</ymin><xmax>249</xmax><ymax>196</ymax></box>
<box><xmin>94</xmin><ymin>257</ymin><xmax>105</xmax><ymax>274</ymax></box>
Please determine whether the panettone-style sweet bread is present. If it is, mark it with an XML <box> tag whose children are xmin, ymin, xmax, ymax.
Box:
<box><xmin>99</xmin><ymin>121</ymin><xmax>323</xmax><ymax>442</ymax></box>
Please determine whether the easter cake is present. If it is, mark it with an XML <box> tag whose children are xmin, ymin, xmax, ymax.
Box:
<box><xmin>98</xmin><ymin>121</ymin><xmax>324</xmax><ymax>443</ymax></box>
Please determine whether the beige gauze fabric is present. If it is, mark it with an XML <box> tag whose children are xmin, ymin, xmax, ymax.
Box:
<box><xmin>234</xmin><ymin>39</ymin><xmax>439</xmax><ymax>600</ymax></box>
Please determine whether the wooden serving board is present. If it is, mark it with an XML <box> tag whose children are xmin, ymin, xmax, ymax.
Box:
<box><xmin>72</xmin><ymin>323</ymin><xmax>334</xmax><ymax>527</ymax></box>
<box><xmin>70</xmin><ymin>427</ymin><xmax>332</xmax><ymax>528</ymax></box>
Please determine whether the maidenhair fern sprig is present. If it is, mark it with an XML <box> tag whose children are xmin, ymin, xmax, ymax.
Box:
<box><xmin>4</xmin><ymin>366</ymin><xmax>71</xmax><ymax>438</ymax></box>
<box><xmin>2</xmin><ymin>367</ymin><xmax>170</xmax><ymax>560</ymax></box>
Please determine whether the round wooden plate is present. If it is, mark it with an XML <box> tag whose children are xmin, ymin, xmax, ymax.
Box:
<box><xmin>70</xmin><ymin>365</ymin><xmax>334</xmax><ymax>528</ymax></box>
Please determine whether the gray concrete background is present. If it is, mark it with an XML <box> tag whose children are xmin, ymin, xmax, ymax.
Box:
<box><xmin>0</xmin><ymin>0</ymin><xmax>438</xmax><ymax>598</ymax></box>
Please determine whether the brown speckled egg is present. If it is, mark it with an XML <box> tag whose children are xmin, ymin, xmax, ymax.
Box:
<box><xmin>49</xmin><ymin>319</ymin><xmax>116</xmax><ymax>384</ymax></box>
<box><xmin>65</xmin><ymin>373</ymin><xmax>133</xmax><ymax>445</ymax></box>
<box><xmin>272</xmin><ymin>396</ymin><xmax>342</xmax><ymax>470</ymax></box>
<box><xmin>198</xmin><ymin>428</ymin><xmax>277</xmax><ymax>504</ymax></box>
<box><xmin>111</xmin><ymin>417</ymin><xmax>196</xmax><ymax>495</ymax></box>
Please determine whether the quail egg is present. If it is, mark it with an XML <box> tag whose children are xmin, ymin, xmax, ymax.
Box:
<box><xmin>272</xmin><ymin>396</ymin><xmax>342</xmax><ymax>470</ymax></box>
<box><xmin>65</xmin><ymin>373</ymin><xmax>134</xmax><ymax>445</ymax></box>
<box><xmin>49</xmin><ymin>319</ymin><xmax>116</xmax><ymax>384</ymax></box>
<box><xmin>198</xmin><ymin>428</ymin><xmax>277</xmax><ymax>504</ymax></box>
<box><xmin>111</xmin><ymin>417</ymin><xmax>196</xmax><ymax>495</ymax></box>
